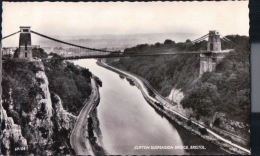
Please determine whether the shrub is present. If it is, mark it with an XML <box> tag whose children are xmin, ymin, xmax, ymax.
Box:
<box><xmin>32</xmin><ymin>48</ymin><xmax>48</xmax><ymax>59</ymax></box>
<box><xmin>199</xmin><ymin>128</ymin><xmax>208</xmax><ymax>135</ymax></box>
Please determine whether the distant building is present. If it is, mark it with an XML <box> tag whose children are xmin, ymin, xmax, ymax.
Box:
<box><xmin>16</xmin><ymin>26</ymin><xmax>33</xmax><ymax>61</ymax></box>
<box><xmin>199</xmin><ymin>30</ymin><xmax>231</xmax><ymax>76</ymax></box>
<box><xmin>2</xmin><ymin>47</ymin><xmax>15</xmax><ymax>57</ymax></box>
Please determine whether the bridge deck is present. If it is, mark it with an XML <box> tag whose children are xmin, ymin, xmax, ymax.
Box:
<box><xmin>47</xmin><ymin>51</ymin><xmax>209</xmax><ymax>60</ymax></box>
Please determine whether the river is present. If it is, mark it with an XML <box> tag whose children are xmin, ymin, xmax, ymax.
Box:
<box><xmin>73</xmin><ymin>59</ymin><xmax>226</xmax><ymax>155</ymax></box>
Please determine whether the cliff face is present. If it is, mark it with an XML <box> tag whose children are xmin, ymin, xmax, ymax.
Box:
<box><xmin>35</xmin><ymin>69</ymin><xmax>53</xmax><ymax>117</ymax></box>
<box><xmin>51</xmin><ymin>93</ymin><xmax>76</xmax><ymax>155</ymax></box>
<box><xmin>1</xmin><ymin>60</ymin><xmax>54</xmax><ymax>155</ymax></box>
<box><xmin>1</xmin><ymin>58</ymin><xmax>89</xmax><ymax>155</ymax></box>
<box><xmin>28</xmin><ymin>63</ymin><xmax>54</xmax><ymax>154</ymax></box>
<box><xmin>52</xmin><ymin>93</ymin><xmax>76</xmax><ymax>131</ymax></box>
<box><xmin>0</xmin><ymin>106</ymin><xmax>27</xmax><ymax>155</ymax></box>
<box><xmin>168</xmin><ymin>88</ymin><xmax>184</xmax><ymax>106</ymax></box>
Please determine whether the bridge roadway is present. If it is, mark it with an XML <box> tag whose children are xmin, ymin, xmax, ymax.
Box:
<box><xmin>46</xmin><ymin>51</ymin><xmax>209</xmax><ymax>60</ymax></box>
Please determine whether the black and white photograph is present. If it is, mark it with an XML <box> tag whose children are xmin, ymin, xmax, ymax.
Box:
<box><xmin>0</xmin><ymin>1</ymin><xmax>250</xmax><ymax>155</ymax></box>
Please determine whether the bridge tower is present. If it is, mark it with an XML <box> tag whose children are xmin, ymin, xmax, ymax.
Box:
<box><xmin>207</xmin><ymin>30</ymin><xmax>221</xmax><ymax>52</ymax></box>
<box><xmin>199</xmin><ymin>30</ymin><xmax>226</xmax><ymax>77</ymax></box>
<box><xmin>17</xmin><ymin>26</ymin><xmax>33</xmax><ymax>60</ymax></box>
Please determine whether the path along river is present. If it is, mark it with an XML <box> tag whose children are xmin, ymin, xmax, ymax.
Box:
<box><xmin>73</xmin><ymin>59</ymin><xmax>226</xmax><ymax>155</ymax></box>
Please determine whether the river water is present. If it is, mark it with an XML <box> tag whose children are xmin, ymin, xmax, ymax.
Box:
<box><xmin>73</xmin><ymin>59</ymin><xmax>226</xmax><ymax>155</ymax></box>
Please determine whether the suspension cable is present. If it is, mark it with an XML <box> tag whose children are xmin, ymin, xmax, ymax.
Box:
<box><xmin>192</xmin><ymin>34</ymin><xmax>209</xmax><ymax>43</ymax></box>
<box><xmin>31</xmin><ymin>30</ymin><xmax>119</xmax><ymax>53</ymax></box>
<box><xmin>192</xmin><ymin>37</ymin><xmax>208</xmax><ymax>44</ymax></box>
<box><xmin>221</xmin><ymin>37</ymin><xmax>229</xmax><ymax>42</ymax></box>
<box><xmin>220</xmin><ymin>34</ymin><xmax>235</xmax><ymax>46</ymax></box>
<box><xmin>223</xmin><ymin>37</ymin><xmax>233</xmax><ymax>43</ymax></box>
<box><xmin>192</xmin><ymin>36</ymin><xmax>208</xmax><ymax>43</ymax></box>
<box><xmin>2</xmin><ymin>31</ymin><xmax>20</xmax><ymax>40</ymax></box>
<box><xmin>194</xmin><ymin>34</ymin><xmax>208</xmax><ymax>42</ymax></box>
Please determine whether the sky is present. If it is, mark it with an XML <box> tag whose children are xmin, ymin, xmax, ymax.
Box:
<box><xmin>2</xmin><ymin>1</ymin><xmax>249</xmax><ymax>46</ymax></box>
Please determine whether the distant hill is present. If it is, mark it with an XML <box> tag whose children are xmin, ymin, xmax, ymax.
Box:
<box><xmin>37</xmin><ymin>32</ymin><xmax>198</xmax><ymax>51</ymax></box>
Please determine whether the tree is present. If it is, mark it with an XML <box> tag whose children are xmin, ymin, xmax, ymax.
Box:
<box><xmin>154</xmin><ymin>42</ymin><xmax>161</xmax><ymax>47</ymax></box>
<box><xmin>32</xmin><ymin>48</ymin><xmax>48</xmax><ymax>59</ymax></box>
<box><xmin>186</xmin><ymin>39</ymin><xmax>192</xmax><ymax>44</ymax></box>
<box><xmin>164</xmin><ymin>39</ymin><xmax>175</xmax><ymax>45</ymax></box>
<box><xmin>181</xmin><ymin>82</ymin><xmax>219</xmax><ymax>118</ymax></box>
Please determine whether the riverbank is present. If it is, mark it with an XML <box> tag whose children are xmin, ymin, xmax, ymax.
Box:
<box><xmin>97</xmin><ymin>59</ymin><xmax>250</xmax><ymax>155</ymax></box>
<box><xmin>70</xmin><ymin>78</ymin><xmax>105</xmax><ymax>155</ymax></box>
<box><xmin>107</xmin><ymin>35</ymin><xmax>250</xmax><ymax>145</ymax></box>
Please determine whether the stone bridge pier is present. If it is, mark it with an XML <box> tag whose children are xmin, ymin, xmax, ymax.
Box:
<box><xmin>199</xmin><ymin>30</ymin><xmax>231</xmax><ymax>77</ymax></box>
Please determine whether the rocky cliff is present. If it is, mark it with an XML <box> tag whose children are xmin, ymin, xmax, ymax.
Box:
<box><xmin>1</xmin><ymin>57</ymin><xmax>93</xmax><ymax>155</ymax></box>
<box><xmin>0</xmin><ymin>105</ymin><xmax>27</xmax><ymax>155</ymax></box>
<box><xmin>1</xmin><ymin>60</ymin><xmax>54</xmax><ymax>155</ymax></box>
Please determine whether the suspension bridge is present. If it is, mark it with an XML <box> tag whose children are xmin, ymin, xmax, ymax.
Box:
<box><xmin>1</xmin><ymin>26</ymin><xmax>233</xmax><ymax>60</ymax></box>
<box><xmin>1</xmin><ymin>27</ymin><xmax>250</xmax><ymax>155</ymax></box>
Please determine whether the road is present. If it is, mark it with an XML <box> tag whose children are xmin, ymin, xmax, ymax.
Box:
<box><xmin>99</xmin><ymin>60</ymin><xmax>251</xmax><ymax>155</ymax></box>
<box><xmin>70</xmin><ymin>78</ymin><xmax>99</xmax><ymax>155</ymax></box>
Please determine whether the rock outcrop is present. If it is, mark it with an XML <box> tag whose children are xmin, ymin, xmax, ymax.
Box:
<box><xmin>1</xmin><ymin>60</ymin><xmax>77</xmax><ymax>155</ymax></box>
<box><xmin>20</xmin><ymin>61</ymin><xmax>54</xmax><ymax>155</ymax></box>
<box><xmin>168</xmin><ymin>88</ymin><xmax>184</xmax><ymax>105</ymax></box>
<box><xmin>0</xmin><ymin>105</ymin><xmax>27</xmax><ymax>155</ymax></box>
<box><xmin>52</xmin><ymin>93</ymin><xmax>76</xmax><ymax>131</ymax></box>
